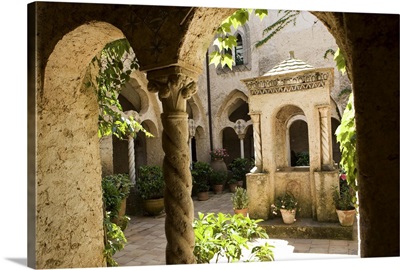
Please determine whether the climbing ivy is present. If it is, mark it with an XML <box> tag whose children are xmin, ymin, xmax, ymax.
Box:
<box><xmin>88</xmin><ymin>38</ymin><xmax>152</xmax><ymax>139</ymax></box>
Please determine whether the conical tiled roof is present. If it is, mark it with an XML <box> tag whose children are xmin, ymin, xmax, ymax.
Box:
<box><xmin>263</xmin><ymin>51</ymin><xmax>314</xmax><ymax>76</ymax></box>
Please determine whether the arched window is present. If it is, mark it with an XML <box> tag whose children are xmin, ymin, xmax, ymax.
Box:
<box><xmin>234</xmin><ymin>34</ymin><xmax>244</xmax><ymax>66</ymax></box>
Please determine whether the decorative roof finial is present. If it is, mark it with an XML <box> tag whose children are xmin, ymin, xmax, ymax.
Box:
<box><xmin>289</xmin><ymin>51</ymin><xmax>295</xmax><ymax>59</ymax></box>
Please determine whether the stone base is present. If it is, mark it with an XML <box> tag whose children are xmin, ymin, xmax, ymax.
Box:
<box><xmin>260</xmin><ymin>217</ymin><xmax>356</xmax><ymax>240</ymax></box>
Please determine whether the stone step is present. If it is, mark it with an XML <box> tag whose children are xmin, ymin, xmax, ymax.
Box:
<box><xmin>259</xmin><ymin>218</ymin><xmax>356</xmax><ymax>240</ymax></box>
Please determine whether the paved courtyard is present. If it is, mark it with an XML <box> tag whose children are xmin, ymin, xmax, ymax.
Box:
<box><xmin>114</xmin><ymin>191</ymin><xmax>359</xmax><ymax>267</ymax></box>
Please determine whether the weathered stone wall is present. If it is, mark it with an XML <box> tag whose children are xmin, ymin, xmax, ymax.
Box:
<box><xmin>36</xmin><ymin>20</ymin><xmax>126</xmax><ymax>268</ymax></box>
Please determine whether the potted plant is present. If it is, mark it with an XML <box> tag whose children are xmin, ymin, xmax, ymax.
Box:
<box><xmin>209</xmin><ymin>148</ymin><xmax>229</xmax><ymax>172</ymax></box>
<box><xmin>136</xmin><ymin>165</ymin><xmax>165</xmax><ymax>216</ymax></box>
<box><xmin>271</xmin><ymin>192</ymin><xmax>298</xmax><ymax>224</ymax></box>
<box><xmin>232</xmin><ymin>187</ymin><xmax>249</xmax><ymax>216</ymax></box>
<box><xmin>332</xmin><ymin>172</ymin><xmax>357</xmax><ymax>226</ymax></box>
<box><xmin>227</xmin><ymin>177</ymin><xmax>238</xmax><ymax>193</ymax></box>
<box><xmin>209</xmin><ymin>169</ymin><xmax>227</xmax><ymax>194</ymax></box>
<box><xmin>228</xmin><ymin>158</ymin><xmax>252</xmax><ymax>188</ymax></box>
<box><xmin>102</xmin><ymin>173</ymin><xmax>132</xmax><ymax>229</ymax></box>
<box><xmin>191</xmin><ymin>161</ymin><xmax>212</xmax><ymax>201</ymax></box>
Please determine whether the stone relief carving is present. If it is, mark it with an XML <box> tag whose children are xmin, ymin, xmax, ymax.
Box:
<box><xmin>245</xmin><ymin>71</ymin><xmax>330</xmax><ymax>95</ymax></box>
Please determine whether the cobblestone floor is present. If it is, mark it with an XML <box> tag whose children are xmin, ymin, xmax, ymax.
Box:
<box><xmin>114</xmin><ymin>191</ymin><xmax>359</xmax><ymax>267</ymax></box>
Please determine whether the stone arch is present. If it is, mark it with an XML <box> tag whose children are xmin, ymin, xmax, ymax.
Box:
<box><xmin>121</xmin><ymin>71</ymin><xmax>150</xmax><ymax>115</ymax></box>
<box><xmin>216</xmin><ymin>89</ymin><xmax>248</xmax><ymax>119</ymax></box>
<box><xmin>37</xmin><ymin>21</ymin><xmax>126</xmax><ymax>269</ymax></box>
<box><xmin>274</xmin><ymin>104</ymin><xmax>308</xmax><ymax>169</ymax></box>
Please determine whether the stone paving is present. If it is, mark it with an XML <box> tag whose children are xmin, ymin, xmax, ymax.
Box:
<box><xmin>114</xmin><ymin>191</ymin><xmax>359</xmax><ymax>266</ymax></box>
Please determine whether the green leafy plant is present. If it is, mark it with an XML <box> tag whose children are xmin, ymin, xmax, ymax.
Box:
<box><xmin>228</xmin><ymin>158</ymin><xmax>252</xmax><ymax>182</ymax></box>
<box><xmin>88</xmin><ymin>38</ymin><xmax>152</xmax><ymax>139</ymax></box>
<box><xmin>102</xmin><ymin>173</ymin><xmax>132</xmax><ymax>220</ymax></box>
<box><xmin>103</xmin><ymin>211</ymin><xmax>127</xmax><ymax>267</ymax></box>
<box><xmin>193</xmin><ymin>212</ymin><xmax>274</xmax><ymax>263</ymax></box>
<box><xmin>191</xmin><ymin>161</ymin><xmax>212</xmax><ymax>193</ymax></box>
<box><xmin>332</xmin><ymin>170</ymin><xmax>356</xmax><ymax>211</ymax></box>
<box><xmin>210</xmin><ymin>169</ymin><xmax>228</xmax><ymax>185</ymax></box>
<box><xmin>232</xmin><ymin>187</ymin><xmax>249</xmax><ymax>210</ymax></box>
<box><xmin>295</xmin><ymin>151</ymin><xmax>310</xmax><ymax>166</ymax></box>
<box><xmin>136</xmin><ymin>165</ymin><xmax>164</xmax><ymax>200</ymax></box>
<box><xmin>271</xmin><ymin>192</ymin><xmax>298</xmax><ymax>215</ymax></box>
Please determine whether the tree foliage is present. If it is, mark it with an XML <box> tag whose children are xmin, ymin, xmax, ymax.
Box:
<box><xmin>89</xmin><ymin>38</ymin><xmax>152</xmax><ymax>139</ymax></box>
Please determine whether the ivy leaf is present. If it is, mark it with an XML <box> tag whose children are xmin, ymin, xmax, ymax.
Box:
<box><xmin>255</xmin><ymin>9</ymin><xmax>268</xmax><ymax>20</ymax></box>
<box><xmin>209</xmin><ymin>51</ymin><xmax>222</xmax><ymax>67</ymax></box>
<box><xmin>334</xmin><ymin>48</ymin><xmax>347</xmax><ymax>74</ymax></box>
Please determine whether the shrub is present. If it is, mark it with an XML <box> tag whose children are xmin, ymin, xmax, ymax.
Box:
<box><xmin>102</xmin><ymin>173</ymin><xmax>132</xmax><ymax>219</ymax></box>
<box><xmin>193</xmin><ymin>212</ymin><xmax>274</xmax><ymax>263</ymax></box>
<box><xmin>136</xmin><ymin>165</ymin><xmax>164</xmax><ymax>200</ymax></box>
<box><xmin>232</xmin><ymin>187</ymin><xmax>249</xmax><ymax>210</ymax></box>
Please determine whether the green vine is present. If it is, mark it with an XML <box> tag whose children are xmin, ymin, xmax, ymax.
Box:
<box><xmin>335</xmin><ymin>93</ymin><xmax>358</xmax><ymax>193</ymax></box>
<box><xmin>88</xmin><ymin>38</ymin><xmax>152</xmax><ymax>140</ymax></box>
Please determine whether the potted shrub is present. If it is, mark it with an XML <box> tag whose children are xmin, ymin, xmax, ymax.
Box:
<box><xmin>271</xmin><ymin>192</ymin><xmax>298</xmax><ymax>224</ymax></box>
<box><xmin>332</xmin><ymin>172</ymin><xmax>357</xmax><ymax>226</ymax></box>
<box><xmin>102</xmin><ymin>173</ymin><xmax>132</xmax><ymax>229</ymax></box>
<box><xmin>209</xmin><ymin>169</ymin><xmax>227</xmax><ymax>194</ymax></box>
<box><xmin>232</xmin><ymin>187</ymin><xmax>249</xmax><ymax>216</ymax></box>
<box><xmin>227</xmin><ymin>177</ymin><xmax>238</xmax><ymax>193</ymax></box>
<box><xmin>228</xmin><ymin>158</ymin><xmax>252</xmax><ymax>188</ymax></box>
<box><xmin>136</xmin><ymin>165</ymin><xmax>165</xmax><ymax>216</ymax></box>
<box><xmin>191</xmin><ymin>161</ymin><xmax>212</xmax><ymax>201</ymax></box>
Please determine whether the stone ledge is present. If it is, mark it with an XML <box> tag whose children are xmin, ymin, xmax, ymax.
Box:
<box><xmin>260</xmin><ymin>218</ymin><xmax>355</xmax><ymax>240</ymax></box>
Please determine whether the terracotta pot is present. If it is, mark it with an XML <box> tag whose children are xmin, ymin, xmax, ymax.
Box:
<box><xmin>143</xmin><ymin>198</ymin><xmax>164</xmax><ymax>216</ymax></box>
<box><xmin>229</xmin><ymin>183</ymin><xmax>238</xmax><ymax>193</ymax></box>
<box><xmin>211</xmin><ymin>159</ymin><xmax>227</xmax><ymax>172</ymax></box>
<box><xmin>237</xmin><ymin>180</ymin><xmax>244</xmax><ymax>187</ymax></box>
<box><xmin>280</xmin><ymin>209</ymin><xmax>296</xmax><ymax>224</ymax></box>
<box><xmin>213</xmin><ymin>184</ymin><xmax>224</xmax><ymax>194</ymax></box>
<box><xmin>336</xmin><ymin>209</ymin><xmax>356</xmax><ymax>226</ymax></box>
<box><xmin>197</xmin><ymin>191</ymin><xmax>209</xmax><ymax>201</ymax></box>
<box><xmin>234</xmin><ymin>208</ymin><xmax>248</xmax><ymax>216</ymax></box>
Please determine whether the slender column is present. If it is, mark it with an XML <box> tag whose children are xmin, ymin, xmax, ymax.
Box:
<box><xmin>249</xmin><ymin>112</ymin><xmax>262</xmax><ymax>172</ymax></box>
<box><xmin>128</xmin><ymin>136</ymin><xmax>136</xmax><ymax>185</ymax></box>
<box><xmin>147</xmin><ymin>67</ymin><xmax>197</xmax><ymax>264</ymax></box>
<box><xmin>234</xmin><ymin>119</ymin><xmax>246</xmax><ymax>159</ymax></box>
<box><xmin>318</xmin><ymin>106</ymin><xmax>333</xmax><ymax>170</ymax></box>
<box><xmin>239</xmin><ymin>134</ymin><xmax>245</xmax><ymax>158</ymax></box>
<box><xmin>188</xmin><ymin>119</ymin><xmax>196</xmax><ymax>169</ymax></box>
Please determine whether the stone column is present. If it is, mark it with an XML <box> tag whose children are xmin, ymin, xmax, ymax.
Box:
<box><xmin>147</xmin><ymin>67</ymin><xmax>197</xmax><ymax>264</ymax></box>
<box><xmin>128</xmin><ymin>135</ymin><xmax>136</xmax><ymax>185</ymax></box>
<box><xmin>234</xmin><ymin>119</ymin><xmax>246</xmax><ymax>159</ymax></box>
<box><xmin>318</xmin><ymin>106</ymin><xmax>333</xmax><ymax>170</ymax></box>
<box><xmin>188</xmin><ymin>119</ymin><xmax>196</xmax><ymax>169</ymax></box>
<box><xmin>249</xmin><ymin>112</ymin><xmax>262</xmax><ymax>172</ymax></box>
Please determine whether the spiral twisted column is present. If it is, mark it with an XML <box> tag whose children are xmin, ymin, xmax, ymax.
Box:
<box><xmin>318</xmin><ymin>106</ymin><xmax>333</xmax><ymax>170</ymax></box>
<box><xmin>249</xmin><ymin>112</ymin><xmax>262</xmax><ymax>173</ymax></box>
<box><xmin>128</xmin><ymin>136</ymin><xmax>136</xmax><ymax>185</ymax></box>
<box><xmin>147</xmin><ymin>67</ymin><xmax>197</xmax><ymax>264</ymax></box>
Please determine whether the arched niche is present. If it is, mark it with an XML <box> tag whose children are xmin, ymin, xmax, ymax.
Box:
<box><xmin>275</xmin><ymin>105</ymin><xmax>308</xmax><ymax>169</ymax></box>
<box><xmin>287</xmin><ymin>116</ymin><xmax>310</xmax><ymax>167</ymax></box>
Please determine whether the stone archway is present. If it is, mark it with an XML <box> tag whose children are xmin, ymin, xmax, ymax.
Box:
<box><xmin>36</xmin><ymin>21</ymin><xmax>126</xmax><ymax>269</ymax></box>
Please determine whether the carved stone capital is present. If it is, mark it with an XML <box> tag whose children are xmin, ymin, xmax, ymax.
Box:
<box><xmin>147</xmin><ymin>66</ymin><xmax>198</xmax><ymax>113</ymax></box>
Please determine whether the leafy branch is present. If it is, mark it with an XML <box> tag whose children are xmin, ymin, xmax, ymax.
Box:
<box><xmin>89</xmin><ymin>38</ymin><xmax>153</xmax><ymax>140</ymax></box>
<box><xmin>210</xmin><ymin>9</ymin><xmax>268</xmax><ymax>69</ymax></box>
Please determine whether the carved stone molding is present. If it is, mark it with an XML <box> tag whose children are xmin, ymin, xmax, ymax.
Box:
<box><xmin>243</xmin><ymin>70</ymin><xmax>332</xmax><ymax>96</ymax></box>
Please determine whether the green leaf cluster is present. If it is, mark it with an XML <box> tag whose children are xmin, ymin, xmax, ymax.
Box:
<box><xmin>335</xmin><ymin>93</ymin><xmax>358</xmax><ymax>194</ymax></box>
<box><xmin>136</xmin><ymin>165</ymin><xmax>165</xmax><ymax>200</ymax></box>
<box><xmin>210</xmin><ymin>9</ymin><xmax>268</xmax><ymax>69</ymax></box>
<box><xmin>231</xmin><ymin>187</ymin><xmax>249</xmax><ymax>210</ymax></box>
<box><xmin>209</xmin><ymin>170</ymin><xmax>228</xmax><ymax>185</ymax></box>
<box><xmin>102</xmin><ymin>173</ymin><xmax>132</xmax><ymax>220</ymax></box>
<box><xmin>103</xmin><ymin>211</ymin><xmax>128</xmax><ymax>267</ymax></box>
<box><xmin>228</xmin><ymin>158</ymin><xmax>253</xmax><ymax>182</ymax></box>
<box><xmin>91</xmin><ymin>39</ymin><xmax>153</xmax><ymax>140</ymax></box>
<box><xmin>193</xmin><ymin>212</ymin><xmax>274</xmax><ymax>263</ymax></box>
<box><xmin>191</xmin><ymin>161</ymin><xmax>212</xmax><ymax>193</ymax></box>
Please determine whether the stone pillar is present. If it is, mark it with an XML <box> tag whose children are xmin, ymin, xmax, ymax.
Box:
<box><xmin>128</xmin><ymin>136</ymin><xmax>136</xmax><ymax>185</ymax></box>
<box><xmin>234</xmin><ymin>119</ymin><xmax>246</xmax><ymax>159</ymax></box>
<box><xmin>249</xmin><ymin>112</ymin><xmax>262</xmax><ymax>172</ymax></box>
<box><xmin>147</xmin><ymin>67</ymin><xmax>197</xmax><ymax>264</ymax></box>
<box><xmin>188</xmin><ymin>119</ymin><xmax>196</xmax><ymax>169</ymax></box>
<box><xmin>318</xmin><ymin>106</ymin><xmax>333</xmax><ymax>170</ymax></box>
